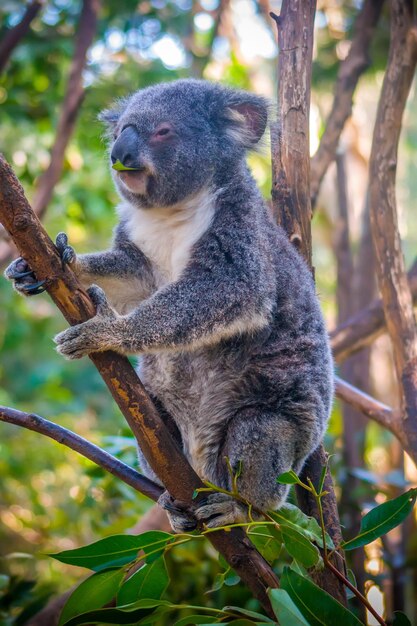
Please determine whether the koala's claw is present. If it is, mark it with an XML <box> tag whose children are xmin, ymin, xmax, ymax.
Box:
<box><xmin>4</xmin><ymin>257</ymin><xmax>46</xmax><ymax>296</ymax></box>
<box><xmin>20</xmin><ymin>279</ymin><xmax>46</xmax><ymax>295</ymax></box>
<box><xmin>157</xmin><ymin>491</ymin><xmax>197</xmax><ymax>533</ymax></box>
<box><xmin>158</xmin><ymin>491</ymin><xmax>248</xmax><ymax>533</ymax></box>
<box><xmin>55</xmin><ymin>232</ymin><xmax>76</xmax><ymax>267</ymax></box>
<box><xmin>194</xmin><ymin>493</ymin><xmax>248</xmax><ymax>528</ymax></box>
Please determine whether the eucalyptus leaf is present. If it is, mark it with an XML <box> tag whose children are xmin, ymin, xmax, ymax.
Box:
<box><xmin>59</xmin><ymin>568</ymin><xmax>124</xmax><ymax>626</ymax></box>
<box><xmin>276</xmin><ymin>470</ymin><xmax>301</xmax><ymax>485</ymax></box>
<box><xmin>392</xmin><ymin>611</ymin><xmax>412</xmax><ymax>625</ymax></box>
<box><xmin>59</xmin><ymin>599</ymin><xmax>171</xmax><ymax>626</ymax></box>
<box><xmin>174</xmin><ymin>616</ymin><xmax>218</xmax><ymax>626</ymax></box>
<box><xmin>281</xmin><ymin>567</ymin><xmax>363</xmax><ymax>626</ymax></box>
<box><xmin>268</xmin><ymin>589</ymin><xmax>310</xmax><ymax>626</ymax></box>
<box><xmin>270</xmin><ymin>504</ymin><xmax>334</xmax><ymax>549</ymax></box>
<box><xmin>112</xmin><ymin>160</ymin><xmax>140</xmax><ymax>171</ymax></box>
<box><xmin>281</xmin><ymin>526</ymin><xmax>321</xmax><ymax>568</ymax></box>
<box><xmin>50</xmin><ymin>531</ymin><xmax>174</xmax><ymax>571</ymax></box>
<box><xmin>342</xmin><ymin>489</ymin><xmax>417</xmax><ymax>551</ymax></box>
<box><xmin>117</xmin><ymin>557</ymin><xmax>169</xmax><ymax>605</ymax></box>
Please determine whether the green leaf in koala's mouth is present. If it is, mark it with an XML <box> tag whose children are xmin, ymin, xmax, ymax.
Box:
<box><xmin>112</xmin><ymin>160</ymin><xmax>140</xmax><ymax>172</ymax></box>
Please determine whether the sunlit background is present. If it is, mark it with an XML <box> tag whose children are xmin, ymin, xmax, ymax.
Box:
<box><xmin>0</xmin><ymin>1</ymin><xmax>417</xmax><ymax>623</ymax></box>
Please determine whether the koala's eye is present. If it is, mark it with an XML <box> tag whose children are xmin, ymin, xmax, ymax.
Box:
<box><xmin>151</xmin><ymin>124</ymin><xmax>175</xmax><ymax>143</ymax></box>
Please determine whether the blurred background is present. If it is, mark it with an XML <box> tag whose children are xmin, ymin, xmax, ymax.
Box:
<box><xmin>0</xmin><ymin>0</ymin><xmax>416</xmax><ymax>624</ymax></box>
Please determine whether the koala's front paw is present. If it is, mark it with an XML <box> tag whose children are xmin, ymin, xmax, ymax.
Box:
<box><xmin>55</xmin><ymin>232</ymin><xmax>76</xmax><ymax>267</ymax></box>
<box><xmin>4</xmin><ymin>257</ymin><xmax>46</xmax><ymax>296</ymax></box>
<box><xmin>158</xmin><ymin>491</ymin><xmax>197</xmax><ymax>533</ymax></box>
<box><xmin>54</xmin><ymin>285</ymin><xmax>119</xmax><ymax>359</ymax></box>
<box><xmin>194</xmin><ymin>493</ymin><xmax>248</xmax><ymax>528</ymax></box>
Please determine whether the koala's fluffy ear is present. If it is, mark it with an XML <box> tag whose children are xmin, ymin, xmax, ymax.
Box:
<box><xmin>222</xmin><ymin>94</ymin><xmax>269</xmax><ymax>147</ymax></box>
<box><xmin>98</xmin><ymin>107</ymin><xmax>121</xmax><ymax>127</ymax></box>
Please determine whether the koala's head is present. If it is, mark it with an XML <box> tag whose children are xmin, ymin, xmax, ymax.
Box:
<box><xmin>99</xmin><ymin>79</ymin><xmax>268</xmax><ymax>208</ymax></box>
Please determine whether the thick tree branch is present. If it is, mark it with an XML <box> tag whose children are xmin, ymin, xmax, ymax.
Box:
<box><xmin>0</xmin><ymin>1</ymin><xmax>43</xmax><ymax>74</ymax></box>
<box><xmin>330</xmin><ymin>259</ymin><xmax>417</xmax><ymax>363</ymax></box>
<box><xmin>0</xmin><ymin>405</ymin><xmax>163</xmax><ymax>502</ymax></box>
<box><xmin>369</xmin><ymin>0</ymin><xmax>417</xmax><ymax>455</ymax></box>
<box><xmin>335</xmin><ymin>377</ymin><xmax>400</xmax><ymax>435</ymax></box>
<box><xmin>0</xmin><ymin>0</ymin><xmax>100</xmax><ymax>266</ymax></box>
<box><xmin>0</xmin><ymin>155</ymin><xmax>278</xmax><ymax>617</ymax></box>
<box><xmin>310</xmin><ymin>0</ymin><xmax>384</xmax><ymax>208</ymax></box>
<box><xmin>270</xmin><ymin>1</ymin><xmax>347</xmax><ymax>605</ymax></box>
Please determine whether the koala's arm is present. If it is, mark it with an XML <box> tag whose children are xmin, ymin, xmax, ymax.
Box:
<box><xmin>70</xmin><ymin>232</ymin><xmax>155</xmax><ymax>314</ymax></box>
<box><xmin>55</xmin><ymin>237</ymin><xmax>273</xmax><ymax>358</ymax></box>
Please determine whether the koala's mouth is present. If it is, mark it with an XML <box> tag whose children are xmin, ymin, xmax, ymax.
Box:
<box><xmin>117</xmin><ymin>169</ymin><xmax>150</xmax><ymax>195</ymax></box>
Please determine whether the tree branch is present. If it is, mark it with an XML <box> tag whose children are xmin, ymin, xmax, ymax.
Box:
<box><xmin>0</xmin><ymin>0</ymin><xmax>100</xmax><ymax>266</ymax></box>
<box><xmin>0</xmin><ymin>155</ymin><xmax>278</xmax><ymax>617</ymax></box>
<box><xmin>330</xmin><ymin>259</ymin><xmax>417</xmax><ymax>363</ymax></box>
<box><xmin>0</xmin><ymin>405</ymin><xmax>163</xmax><ymax>502</ymax></box>
<box><xmin>270</xmin><ymin>0</ymin><xmax>347</xmax><ymax>605</ymax></box>
<box><xmin>0</xmin><ymin>1</ymin><xmax>43</xmax><ymax>74</ymax></box>
<box><xmin>310</xmin><ymin>0</ymin><xmax>385</xmax><ymax>208</ymax></box>
<box><xmin>369</xmin><ymin>0</ymin><xmax>417</xmax><ymax>456</ymax></box>
<box><xmin>335</xmin><ymin>377</ymin><xmax>400</xmax><ymax>435</ymax></box>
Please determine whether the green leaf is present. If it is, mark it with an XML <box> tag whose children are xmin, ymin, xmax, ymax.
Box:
<box><xmin>269</xmin><ymin>589</ymin><xmax>310</xmax><ymax>625</ymax></box>
<box><xmin>281</xmin><ymin>526</ymin><xmax>321</xmax><ymax>568</ymax></box>
<box><xmin>270</xmin><ymin>504</ymin><xmax>334</xmax><ymax>549</ymax></box>
<box><xmin>112</xmin><ymin>160</ymin><xmax>140</xmax><ymax>171</ymax></box>
<box><xmin>174</xmin><ymin>617</ymin><xmax>218</xmax><ymax>626</ymax></box>
<box><xmin>117</xmin><ymin>557</ymin><xmax>169</xmax><ymax>605</ymax></box>
<box><xmin>281</xmin><ymin>567</ymin><xmax>363</xmax><ymax>626</ymax></box>
<box><xmin>276</xmin><ymin>470</ymin><xmax>301</xmax><ymax>485</ymax></box>
<box><xmin>318</xmin><ymin>466</ymin><xmax>327</xmax><ymax>494</ymax></box>
<box><xmin>342</xmin><ymin>489</ymin><xmax>417</xmax><ymax>551</ymax></box>
<box><xmin>248</xmin><ymin>524</ymin><xmax>282</xmax><ymax>564</ymax></box>
<box><xmin>60</xmin><ymin>599</ymin><xmax>171</xmax><ymax>626</ymax></box>
<box><xmin>392</xmin><ymin>611</ymin><xmax>412</xmax><ymax>625</ymax></box>
<box><xmin>50</xmin><ymin>532</ymin><xmax>174</xmax><ymax>571</ymax></box>
<box><xmin>59</xmin><ymin>568</ymin><xmax>124</xmax><ymax>626</ymax></box>
<box><xmin>222</xmin><ymin>606</ymin><xmax>274</xmax><ymax>622</ymax></box>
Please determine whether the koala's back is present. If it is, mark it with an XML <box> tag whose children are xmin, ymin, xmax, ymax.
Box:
<box><xmin>137</xmin><ymin>187</ymin><xmax>333</xmax><ymax>481</ymax></box>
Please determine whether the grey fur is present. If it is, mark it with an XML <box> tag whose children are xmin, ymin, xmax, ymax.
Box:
<box><xmin>5</xmin><ymin>79</ymin><xmax>333</xmax><ymax>531</ymax></box>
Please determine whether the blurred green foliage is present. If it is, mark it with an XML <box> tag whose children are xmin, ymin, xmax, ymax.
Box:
<box><xmin>0</xmin><ymin>0</ymin><xmax>417</xmax><ymax>623</ymax></box>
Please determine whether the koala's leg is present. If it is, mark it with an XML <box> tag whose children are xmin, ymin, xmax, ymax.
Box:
<box><xmin>191</xmin><ymin>408</ymin><xmax>317</xmax><ymax>528</ymax></box>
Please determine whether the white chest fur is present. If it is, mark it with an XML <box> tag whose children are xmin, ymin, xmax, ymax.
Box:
<box><xmin>119</xmin><ymin>189</ymin><xmax>216</xmax><ymax>283</ymax></box>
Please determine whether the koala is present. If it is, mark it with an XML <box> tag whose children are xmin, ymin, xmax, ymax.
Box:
<box><xmin>5</xmin><ymin>79</ymin><xmax>334</xmax><ymax>532</ymax></box>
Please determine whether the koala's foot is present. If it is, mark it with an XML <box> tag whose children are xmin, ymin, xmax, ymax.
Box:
<box><xmin>157</xmin><ymin>491</ymin><xmax>197</xmax><ymax>533</ymax></box>
<box><xmin>55</xmin><ymin>232</ymin><xmax>76</xmax><ymax>267</ymax></box>
<box><xmin>4</xmin><ymin>257</ymin><xmax>46</xmax><ymax>296</ymax></box>
<box><xmin>193</xmin><ymin>493</ymin><xmax>248</xmax><ymax>528</ymax></box>
<box><xmin>158</xmin><ymin>491</ymin><xmax>248</xmax><ymax>533</ymax></box>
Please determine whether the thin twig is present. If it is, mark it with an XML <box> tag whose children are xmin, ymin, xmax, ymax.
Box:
<box><xmin>310</xmin><ymin>0</ymin><xmax>385</xmax><ymax>207</ymax></box>
<box><xmin>0</xmin><ymin>1</ymin><xmax>43</xmax><ymax>73</ymax></box>
<box><xmin>0</xmin><ymin>405</ymin><xmax>163</xmax><ymax>501</ymax></box>
<box><xmin>330</xmin><ymin>260</ymin><xmax>417</xmax><ymax>363</ymax></box>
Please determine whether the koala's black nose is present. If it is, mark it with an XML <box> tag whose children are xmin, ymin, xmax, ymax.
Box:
<box><xmin>111</xmin><ymin>126</ymin><xmax>140</xmax><ymax>168</ymax></box>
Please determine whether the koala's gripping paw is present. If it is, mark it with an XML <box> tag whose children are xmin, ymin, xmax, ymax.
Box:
<box><xmin>4</xmin><ymin>257</ymin><xmax>46</xmax><ymax>296</ymax></box>
<box><xmin>55</xmin><ymin>232</ymin><xmax>76</xmax><ymax>267</ymax></box>
<box><xmin>193</xmin><ymin>493</ymin><xmax>248</xmax><ymax>528</ymax></box>
<box><xmin>158</xmin><ymin>491</ymin><xmax>248</xmax><ymax>533</ymax></box>
<box><xmin>158</xmin><ymin>492</ymin><xmax>197</xmax><ymax>533</ymax></box>
<box><xmin>54</xmin><ymin>285</ymin><xmax>119</xmax><ymax>359</ymax></box>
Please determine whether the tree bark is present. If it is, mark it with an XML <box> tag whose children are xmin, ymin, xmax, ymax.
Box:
<box><xmin>270</xmin><ymin>0</ymin><xmax>347</xmax><ymax>605</ymax></box>
<box><xmin>0</xmin><ymin>155</ymin><xmax>279</xmax><ymax>617</ymax></box>
<box><xmin>369</xmin><ymin>0</ymin><xmax>417</xmax><ymax>457</ymax></box>
<box><xmin>310</xmin><ymin>0</ymin><xmax>385</xmax><ymax>208</ymax></box>
<box><xmin>330</xmin><ymin>259</ymin><xmax>417</xmax><ymax>363</ymax></box>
